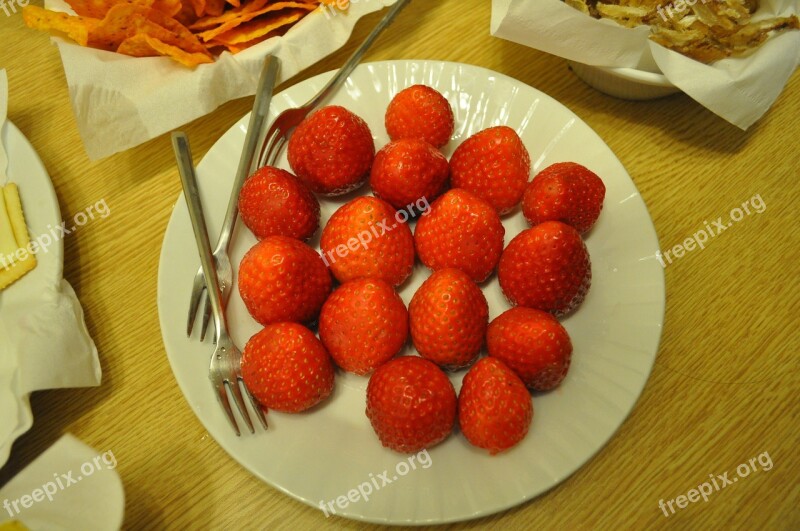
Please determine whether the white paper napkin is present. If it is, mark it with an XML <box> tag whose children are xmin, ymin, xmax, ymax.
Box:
<box><xmin>491</xmin><ymin>0</ymin><xmax>800</xmax><ymax>129</ymax></box>
<box><xmin>0</xmin><ymin>434</ymin><xmax>124</xmax><ymax>530</ymax></box>
<box><xmin>44</xmin><ymin>0</ymin><xmax>396</xmax><ymax>160</ymax></box>
<box><xmin>0</xmin><ymin>281</ymin><xmax>101</xmax><ymax>470</ymax></box>
<box><xmin>0</xmin><ymin>75</ymin><xmax>101</xmax><ymax>469</ymax></box>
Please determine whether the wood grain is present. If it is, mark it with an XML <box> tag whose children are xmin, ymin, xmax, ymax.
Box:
<box><xmin>1</xmin><ymin>1</ymin><xmax>798</xmax><ymax>529</ymax></box>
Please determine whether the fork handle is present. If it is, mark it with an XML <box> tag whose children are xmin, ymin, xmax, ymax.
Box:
<box><xmin>172</xmin><ymin>132</ymin><xmax>226</xmax><ymax>335</ymax></box>
<box><xmin>306</xmin><ymin>0</ymin><xmax>412</xmax><ymax>110</ymax></box>
<box><xmin>216</xmin><ymin>56</ymin><xmax>281</xmax><ymax>253</ymax></box>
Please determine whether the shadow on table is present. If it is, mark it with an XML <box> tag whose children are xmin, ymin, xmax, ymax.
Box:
<box><xmin>0</xmin><ymin>361</ymin><xmax>116</xmax><ymax>485</ymax></box>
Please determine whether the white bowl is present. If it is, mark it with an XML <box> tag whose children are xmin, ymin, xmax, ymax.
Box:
<box><xmin>568</xmin><ymin>61</ymin><xmax>680</xmax><ymax>100</ymax></box>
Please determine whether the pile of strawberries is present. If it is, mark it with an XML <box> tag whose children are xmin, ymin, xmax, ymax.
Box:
<box><xmin>236</xmin><ymin>85</ymin><xmax>606</xmax><ymax>455</ymax></box>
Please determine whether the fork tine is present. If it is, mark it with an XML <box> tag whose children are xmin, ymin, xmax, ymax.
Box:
<box><xmin>266</xmin><ymin>135</ymin><xmax>288</xmax><ymax>167</ymax></box>
<box><xmin>200</xmin><ymin>294</ymin><xmax>213</xmax><ymax>342</ymax></box>
<box><xmin>228</xmin><ymin>380</ymin><xmax>255</xmax><ymax>434</ymax></box>
<box><xmin>214</xmin><ymin>381</ymin><xmax>241</xmax><ymax>437</ymax></box>
<box><xmin>241</xmin><ymin>378</ymin><xmax>268</xmax><ymax>429</ymax></box>
<box><xmin>187</xmin><ymin>272</ymin><xmax>205</xmax><ymax>337</ymax></box>
<box><xmin>257</xmin><ymin>125</ymin><xmax>281</xmax><ymax>169</ymax></box>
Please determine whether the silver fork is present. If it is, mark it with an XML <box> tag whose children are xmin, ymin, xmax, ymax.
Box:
<box><xmin>173</xmin><ymin>132</ymin><xmax>268</xmax><ymax>436</ymax></box>
<box><xmin>187</xmin><ymin>55</ymin><xmax>280</xmax><ymax>340</ymax></box>
<box><xmin>256</xmin><ymin>0</ymin><xmax>412</xmax><ymax>168</ymax></box>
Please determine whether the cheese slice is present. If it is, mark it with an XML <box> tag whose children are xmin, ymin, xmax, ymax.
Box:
<box><xmin>0</xmin><ymin>183</ymin><xmax>37</xmax><ymax>290</ymax></box>
<box><xmin>0</xmin><ymin>186</ymin><xmax>18</xmax><ymax>257</ymax></box>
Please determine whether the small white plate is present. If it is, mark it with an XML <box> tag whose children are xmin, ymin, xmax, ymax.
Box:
<box><xmin>0</xmin><ymin>120</ymin><xmax>63</xmax><ymax>468</ymax></box>
<box><xmin>158</xmin><ymin>60</ymin><xmax>665</xmax><ymax>525</ymax></box>
<box><xmin>0</xmin><ymin>121</ymin><xmax>63</xmax><ymax>290</ymax></box>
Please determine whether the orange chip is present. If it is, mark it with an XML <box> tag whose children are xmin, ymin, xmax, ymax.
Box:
<box><xmin>118</xmin><ymin>33</ymin><xmax>213</xmax><ymax>66</ymax></box>
<box><xmin>150</xmin><ymin>0</ymin><xmax>182</xmax><ymax>18</ymax></box>
<box><xmin>64</xmin><ymin>0</ymin><xmax>117</xmax><ymax>18</ymax></box>
<box><xmin>189</xmin><ymin>0</ymin><xmax>275</xmax><ymax>31</ymax></box>
<box><xmin>24</xmin><ymin>0</ymin><xmax>325</xmax><ymax>66</ymax></box>
<box><xmin>144</xmin><ymin>5</ymin><xmax>210</xmax><ymax>53</ymax></box>
<box><xmin>174</xmin><ymin>0</ymin><xmax>200</xmax><ymax>26</ymax></box>
<box><xmin>116</xmin><ymin>32</ymin><xmax>161</xmax><ymax>56</ymax></box>
<box><xmin>186</xmin><ymin>0</ymin><xmax>206</xmax><ymax>18</ymax></box>
<box><xmin>22</xmin><ymin>6</ymin><xmax>95</xmax><ymax>46</ymax></box>
<box><xmin>212</xmin><ymin>26</ymin><xmax>286</xmax><ymax>52</ymax></box>
<box><xmin>86</xmin><ymin>3</ymin><xmax>210</xmax><ymax>55</ymax></box>
<box><xmin>84</xmin><ymin>3</ymin><xmax>145</xmax><ymax>50</ymax></box>
<box><xmin>196</xmin><ymin>2</ymin><xmax>314</xmax><ymax>42</ymax></box>
<box><xmin>204</xmin><ymin>0</ymin><xmax>227</xmax><ymax>17</ymax></box>
<box><xmin>213</xmin><ymin>8</ymin><xmax>306</xmax><ymax>45</ymax></box>
<box><xmin>65</xmin><ymin>0</ymin><xmax>180</xmax><ymax>19</ymax></box>
<box><xmin>85</xmin><ymin>4</ymin><xmax>152</xmax><ymax>50</ymax></box>
<box><xmin>207</xmin><ymin>20</ymin><xmax>292</xmax><ymax>53</ymax></box>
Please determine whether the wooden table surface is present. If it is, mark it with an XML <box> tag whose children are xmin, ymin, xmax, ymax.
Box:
<box><xmin>1</xmin><ymin>1</ymin><xmax>798</xmax><ymax>529</ymax></box>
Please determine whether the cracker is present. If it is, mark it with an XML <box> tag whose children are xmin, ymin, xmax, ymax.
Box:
<box><xmin>0</xmin><ymin>183</ymin><xmax>38</xmax><ymax>291</ymax></box>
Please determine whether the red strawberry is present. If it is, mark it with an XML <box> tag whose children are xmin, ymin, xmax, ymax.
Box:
<box><xmin>238</xmin><ymin>236</ymin><xmax>332</xmax><ymax>326</ymax></box>
<box><xmin>414</xmin><ymin>189</ymin><xmax>504</xmax><ymax>283</ymax></box>
<box><xmin>366</xmin><ymin>356</ymin><xmax>456</xmax><ymax>453</ymax></box>
<box><xmin>385</xmin><ymin>85</ymin><xmax>454</xmax><ymax>148</ymax></box>
<box><xmin>458</xmin><ymin>357</ymin><xmax>533</xmax><ymax>455</ymax></box>
<box><xmin>241</xmin><ymin>323</ymin><xmax>335</xmax><ymax>413</ymax></box>
<box><xmin>320</xmin><ymin>196</ymin><xmax>414</xmax><ymax>287</ymax></box>
<box><xmin>238</xmin><ymin>166</ymin><xmax>320</xmax><ymax>241</ymax></box>
<box><xmin>450</xmin><ymin>126</ymin><xmax>531</xmax><ymax>214</ymax></box>
<box><xmin>522</xmin><ymin>162</ymin><xmax>606</xmax><ymax>234</ymax></box>
<box><xmin>498</xmin><ymin>221</ymin><xmax>591</xmax><ymax>317</ymax></box>
<box><xmin>287</xmin><ymin>105</ymin><xmax>375</xmax><ymax>196</ymax></box>
<box><xmin>409</xmin><ymin>268</ymin><xmax>488</xmax><ymax>370</ymax></box>
<box><xmin>487</xmin><ymin>307</ymin><xmax>572</xmax><ymax>390</ymax></box>
<box><xmin>319</xmin><ymin>278</ymin><xmax>409</xmax><ymax>375</ymax></box>
<box><xmin>370</xmin><ymin>138</ymin><xmax>449</xmax><ymax>210</ymax></box>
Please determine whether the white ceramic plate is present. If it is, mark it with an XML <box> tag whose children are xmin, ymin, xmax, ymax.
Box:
<box><xmin>0</xmin><ymin>121</ymin><xmax>63</xmax><ymax>468</ymax></box>
<box><xmin>158</xmin><ymin>60</ymin><xmax>665</xmax><ymax>525</ymax></box>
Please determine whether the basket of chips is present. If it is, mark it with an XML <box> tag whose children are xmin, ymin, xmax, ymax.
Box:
<box><xmin>490</xmin><ymin>0</ymin><xmax>799</xmax><ymax>127</ymax></box>
<box><xmin>22</xmin><ymin>0</ymin><xmax>396</xmax><ymax>159</ymax></box>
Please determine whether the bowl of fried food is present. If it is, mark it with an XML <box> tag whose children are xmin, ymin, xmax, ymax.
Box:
<box><xmin>23</xmin><ymin>0</ymin><xmax>343</xmax><ymax>67</ymax></box>
<box><xmin>17</xmin><ymin>0</ymin><xmax>395</xmax><ymax>159</ymax></box>
<box><xmin>564</xmin><ymin>0</ymin><xmax>799</xmax><ymax>99</ymax></box>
